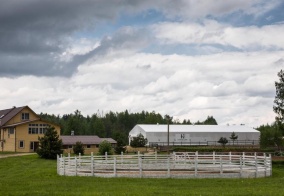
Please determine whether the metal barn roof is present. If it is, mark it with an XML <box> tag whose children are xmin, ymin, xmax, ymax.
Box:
<box><xmin>134</xmin><ymin>124</ymin><xmax>258</xmax><ymax>133</ymax></box>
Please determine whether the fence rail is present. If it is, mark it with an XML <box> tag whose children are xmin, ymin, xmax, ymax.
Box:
<box><xmin>57</xmin><ymin>152</ymin><xmax>272</xmax><ymax>179</ymax></box>
<box><xmin>149</xmin><ymin>140</ymin><xmax>259</xmax><ymax>147</ymax></box>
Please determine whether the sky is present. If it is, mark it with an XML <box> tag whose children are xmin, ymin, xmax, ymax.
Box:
<box><xmin>1</xmin><ymin>0</ymin><xmax>284</xmax><ymax>127</ymax></box>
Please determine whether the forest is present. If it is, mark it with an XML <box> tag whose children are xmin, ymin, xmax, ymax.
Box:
<box><xmin>39</xmin><ymin>110</ymin><xmax>217</xmax><ymax>145</ymax></box>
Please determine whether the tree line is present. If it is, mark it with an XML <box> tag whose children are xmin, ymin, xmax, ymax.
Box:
<box><xmin>39</xmin><ymin>110</ymin><xmax>217</xmax><ymax>145</ymax></box>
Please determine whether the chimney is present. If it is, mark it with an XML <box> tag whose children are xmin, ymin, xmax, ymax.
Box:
<box><xmin>71</xmin><ymin>130</ymin><xmax>74</xmax><ymax>136</ymax></box>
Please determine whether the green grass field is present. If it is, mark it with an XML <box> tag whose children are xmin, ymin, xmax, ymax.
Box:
<box><xmin>0</xmin><ymin>155</ymin><xmax>284</xmax><ymax>195</ymax></box>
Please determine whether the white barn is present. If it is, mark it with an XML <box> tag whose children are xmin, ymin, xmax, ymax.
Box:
<box><xmin>129</xmin><ymin>124</ymin><xmax>260</xmax><ymax>146</ymax></box>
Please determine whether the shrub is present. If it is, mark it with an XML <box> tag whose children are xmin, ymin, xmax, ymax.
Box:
<box><xmin>98</xmin><ymin>140</ymin><xmax>113</xmax><ymax>155</ymax></box>
<box><xmin>73</xmin><ymin>141</ymin><xmax>84</xmax><ymax>155</ymax></box>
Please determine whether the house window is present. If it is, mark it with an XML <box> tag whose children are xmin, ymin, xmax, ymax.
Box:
<box><xmin>28</xmin><ymin>124</ymin><xmax>47</xmax><ymax>134</ymax></box>
<box><xmin>86</xmin><ymin>145</ymin><xmax>91</xmax><ymax>148</ymax></box>
<box><xmin>9</xmin><ymin>128</ymin><xmax>14</xmax><ymax>134</ymax></box>
<box><xmin>22</xmin><ymin>113</ymin><xmax>29</xmax><ymax>120</ymax></box>
<box><xmin>19</xmin><ymin>141</ymin><xmax>24</xmax><ymax>148</ymax></box>
<box><xmin>68</xmin><ymin>145</ymin><xmax>72</xmax><ymax>149</ymax></box>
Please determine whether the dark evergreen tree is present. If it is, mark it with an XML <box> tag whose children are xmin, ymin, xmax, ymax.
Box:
<box><xmin>229</xmin><ymin>132</ymin><xmax>238</xmax><ymax>145</ymax></box>
<box><xmin>218</xmin><ymin>137</ymin><xmax>228</xmax><ymax>148</ymax></box>
<box><xmin>37</xmin><ymin>126</ymin><xmax>63</xmax><ymax>159</ymax></box>
<box><xmin>203</xmin><ymin>116</ymin><xmax>218</xmax><ymax>125</ymax></box>
<box><xmin>73</xmin><ymin>141</ymin><xmax>85</xmax><ymax>155</ymax></box>
<box><xmin>130</xmin><ymin>133</ymin><xmax>148</xmax><ymax>147</ymax></box>
<box><xmin>274</xmin><ymin>69</ymin><xmax>284</xmax><ymax>134</ymax></box>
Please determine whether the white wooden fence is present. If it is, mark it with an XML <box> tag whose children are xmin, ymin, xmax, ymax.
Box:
<box><xmin>57</xmin><ymin>152</ymin><xmax>272</xmax><ymax>179</ymax></box>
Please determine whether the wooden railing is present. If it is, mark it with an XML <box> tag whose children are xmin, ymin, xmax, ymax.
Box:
<box><xmin>57</xmin><ymin>152</ymin><xmax>272</xmax><ymax>179</ymax></box>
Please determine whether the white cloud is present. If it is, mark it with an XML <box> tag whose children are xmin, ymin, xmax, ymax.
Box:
<box><xmin>152</xmin><ymin>20</ymin><xmax>284</xmax><ymax>50</ymax></box>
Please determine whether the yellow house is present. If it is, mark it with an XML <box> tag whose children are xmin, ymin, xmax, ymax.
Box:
<box><xmin>0</xmin><ymin>106</ymin><xmax>60</xmax><ymax>153</ymax></box>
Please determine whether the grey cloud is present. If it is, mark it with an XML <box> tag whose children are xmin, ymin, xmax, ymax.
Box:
<box><xmin>68</xmin><ymin>27</ymin><xmax>151</xmax><ymax>68</ymax></box>
<box><xmin>0</xmin><ymin>0</ymin><xmax>151</xmax><ymax>77</ymax></box>
<box><xmin>0</xmin><ymin>0</ymin><xmax>274</xmax><ymax>77</ymax></box>
<box><xmin>136</xmin><ymin>64</ymin><xmax>151</xmax><ymax>70</ymax></box>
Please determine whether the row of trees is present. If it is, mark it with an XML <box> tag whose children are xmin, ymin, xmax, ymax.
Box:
<box><xmin>39</xmin><ymin>110</ymin><xmax>217</xmax><ymax>146</ymax></box>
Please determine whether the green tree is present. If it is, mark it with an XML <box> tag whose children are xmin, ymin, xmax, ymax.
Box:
<box><xmin>114</xmin><ymin>138</ymin><xmax>126</xmax><ymax>154</ymax></box>
<box><xmin>98</xmin><ymin>140</ymin><xmax>113</xmax><ymax>155</ymax></box>
<box><xmin>37</xmin><ymin>126</ymin><xmax>63</xmax><ymax>159</ymax></box>
<box><xmin>229</xmin><ymin>132</ymin><xmax>238</xmax><ymax>145</ymax></box>
<box><xmin>203</xmin><ymin>116</ymin><xmax>218</xmax><ymax>125</ymax></box>
<box><xmin>274</xmin><ymin>69</ymin><xmax>284</xmax><ymax>134</ymax></box>
<box><xmin>130</xmin><ymin>133</ymin><xmax>148</xmax><ymax>147</ymax></box>
<box><xmin>73</xmin><ymin>141</ymin><xmax>85</xmax><ymax>155</ymax></box>
<box><xmin>258</xmin><ymin>124</ymin><xmax>283</xmax><ymax>149</ymax></box>
<box><xmin>218</xmin><ymin>137</ymin><xmax>228</xmax><ymax>148</ymax></box>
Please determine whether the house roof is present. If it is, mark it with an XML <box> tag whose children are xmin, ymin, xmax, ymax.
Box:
<box><xmin>60</xmin><ymin>135</ymin><xmax>117</xmax><ymax>145</ymax></box>
<box><xmin>131</xmin><ymin>124</ymin><xmax>259</xmax><ymax>133</ymax></box>
<box><xmin>0</xmin><ymin>106</ymin><xmax>27</xmax><ymax>126</ymax></box>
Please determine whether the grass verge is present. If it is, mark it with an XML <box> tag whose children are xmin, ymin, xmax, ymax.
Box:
<box><xmin>0</xmin><ymin>155</ymin><xmax>284</xmax><ymax>195</ymax></box>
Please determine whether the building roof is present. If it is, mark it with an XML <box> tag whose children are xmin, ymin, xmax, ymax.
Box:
<box><xmin>0</xmin><ymin>106</ymin><xmax>27</xmax><ymax>126</ymax></box>
<box><xmin>60</xmin><ymin>135</ymin><xmax>117</xmax><ymax>145</ymax></box>
<box><xmin>132</xmin><ymin>124</ymin><xmax>259</xmax><ymax>133</ymax></box>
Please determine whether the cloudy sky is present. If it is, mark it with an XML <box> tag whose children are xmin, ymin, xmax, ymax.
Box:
<box><xmin>1</xmin><ymin>0</ymin><xmax>284</xmax><ymax>127</ymax></box>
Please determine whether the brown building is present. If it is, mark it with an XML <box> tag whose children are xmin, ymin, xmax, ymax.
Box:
<box><xmin>0</xmin><ymin>106</ymin><xmax>60</xmax><ymax>152</ymax></box>
<box><xmin>61</xmin><ymin>135</ymin><xmax>117</xmax><ymax>154</ymax></box>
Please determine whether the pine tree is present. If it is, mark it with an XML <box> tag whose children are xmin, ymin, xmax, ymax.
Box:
<box><xmin>274</xmin><ymin>69</ymin><xmax>284</xmax><ymax>134</ymax></box>
<box><xmin>229</xmin><ymin>132</ymin><xmax>238</xmax><ymax>145</ymax></box>
<box><xmin>37</xmin><ymin>126</ymin><xmax>63</xmax><ymax>159</ymax></box>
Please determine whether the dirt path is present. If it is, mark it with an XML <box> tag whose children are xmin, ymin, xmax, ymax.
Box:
<box><xmin>0</xmin><ymin>153</ymin><xmax>36</xmax><ymax>159</ymax></box>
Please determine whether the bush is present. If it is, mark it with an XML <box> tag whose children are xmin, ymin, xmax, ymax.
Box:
<box><xmin>73</xmin><ymin>141</ymin><xmax>84</xmax><ymax>155</ymax></box>
<box><xmin>98</xmin><ymin>140</ymin><xmax>113</xmax><ymax>155</ymax></box>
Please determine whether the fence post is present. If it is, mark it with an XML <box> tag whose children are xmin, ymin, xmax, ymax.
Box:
<box><xmin>121</xmin><ymin>151</ymin><xmax>123</xmax><ymax>165</ymax></box>
<box><xmin>114</xmin><ymin>157</ymin><xmax>117</xmax><ymax>177</ymax></box>
<box><xmin>255</xmin><ymin>152</ymin><xmax>258</xmax><ymax>178</ymax></box>
<box><xmin>105</xmin><ymin>152</ymin><xmax>108</xmax><ymax>161</ymax></box>
<box><xmin>60</xmin><ymin>154</ymin><xmax>64</xmax><ymax>175</ymax></box>
<box><xmin>139</xmin><ymin>157</ymin><xmax>142</xmax><ymax>178</ymax></box>
<box><xmin>68</xmin><ymin>153</ymin><xmax>70</xmax><ymax>167</ymax></box>
<box><xmin>220</xmin><ymin>156</ymin><xmax>223</xmax><ymax>175</ymax></box>
<box><xmin>91</xmin><ymin>152</ymin><xmax>94</xmax><ymax>177</ymax></box>
<box><xmin>79</xmin><ymin>153</ymin><xmax>81</xmax><ymax>167</ymax></box>
<box><xmin>167</xmin><ymin>157</ymin><xmax>171</xmax><ymax>178</ymax></box>
<box><xmin>229</xmin><ymin>152</ymin><xmax>232</xmax><ymax>164</ymax></box>
<box><xmin>75</xmin><ymin>156</ymin><xmax>77</xmax><ymax>176</ymax></box>
<box><xmin>213</xmin><ymin>151</ymin><xmax>215</xmax><ymax>165</ymax></box>
<box><xmin>155</xmin><ymin>151</ymin><xmax>157</xmax><ymax>162</ymax></box>
<box><xmin>264</xmin><ymin>153</ymin><xmax>267</xmax><ymax>177</ymax></box>
<box><xmin>269</xmin><ymin>154</ymin><xmax>272</xmax><ymax>176</ymax></box>
<box><xmin>194</xmin><ymin>152</ymin><xmax>198</xmax><ymax>177</ymax></box>
<box><xmin>240</xmin><ymin>156</ymin><xmax>243</xmax><ymax>178</ymax></box>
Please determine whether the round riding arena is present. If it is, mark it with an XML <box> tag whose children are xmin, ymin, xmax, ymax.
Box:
<box><xmin>57</xmin><ymin>152</ymin><xmax>272</xmax><ymax>179</ymax></box>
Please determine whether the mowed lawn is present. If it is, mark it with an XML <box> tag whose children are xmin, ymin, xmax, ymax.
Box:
<box><xmin>0</xmin><ymin>155</ymin><xmax>284</xmax><ymax>195</ymax></box>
